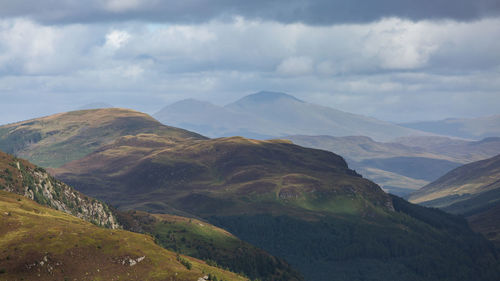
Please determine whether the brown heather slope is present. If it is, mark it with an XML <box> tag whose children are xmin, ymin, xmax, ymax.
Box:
<box><xmin>409</xmin><ymin>154</ymin><xmax>500</xmax><ymax>206</ymax></box>
<box><xmin>53</xmin><ymin>134</ymin><xmax>391</xmax><ymax>217</ymax></box>
<box><xmin>0</xmin><ymin>190</ymin><xmax>246</xmax><ymax>281</ymax></box>
<box><xmin>0</xmin><ymin>108</ymin><xmax>205</xmax><ymax>168</ymax></box>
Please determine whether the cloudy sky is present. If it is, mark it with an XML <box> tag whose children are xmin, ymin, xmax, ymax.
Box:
<box><xmin>0</xmin><ymin>0</ymin><xmax>499</xmax><ymax>125</ymax></box>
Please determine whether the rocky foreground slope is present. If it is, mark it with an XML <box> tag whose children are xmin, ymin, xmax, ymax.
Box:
<box><xmin>0</xmin><ymin>150</ymin><xmax>119</xmax><ymax>228</ymax></box>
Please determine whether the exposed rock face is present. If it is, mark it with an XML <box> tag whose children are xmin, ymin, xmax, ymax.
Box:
<box><xmin>0</xmin><ymin>151</ymin><xmax>119</xmax><ymax>229</ymax></box>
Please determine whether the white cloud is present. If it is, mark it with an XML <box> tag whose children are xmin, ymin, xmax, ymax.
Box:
<box><xmin>277</xmin><ymin>57</ymin><xmax>314</xmax><ymax>76</ymax></box>
<box><xmin>104</xmin><ymin>30</ymin><xmax>131</xmax><ymax>49</ymax></box>
<box><xmin>0</xmin><ymin>17</ymin><xmax>499</xmax><ymax>124</ymax></box>
<box><xmin>362</xmin><ymin>19</ymin><xmax>439</xmax><ymax>69</ymax></box>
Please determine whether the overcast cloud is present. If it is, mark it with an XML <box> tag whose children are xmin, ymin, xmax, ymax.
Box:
<box><xmin>1</xmin><ymin>0</ymin><xmax>499</xmax><ymax>24</ymax></box>
<box><xmin>0</xmin><ymin>1</ymin><xmax>499</xmax><ymax>125</ymax></box>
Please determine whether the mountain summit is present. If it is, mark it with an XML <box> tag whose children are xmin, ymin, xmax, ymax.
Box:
<box><xmin>230</xmin><ymin>91</ymin><xmax>304</xmax><ymax>105</ymax></box>
<box><xmin>154</xmin><ymin>91</ymin><xmax>425</xmax><ymax>141</ymax></box>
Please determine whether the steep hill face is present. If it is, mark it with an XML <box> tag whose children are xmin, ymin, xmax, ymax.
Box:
<box><xmin>0</xmin><ymin>190</ymin><xmax>246</xmax><ymax>281</ymax></box>
<box><xmin>0</xmin><ymin>108</ymin><xmax>205</xmax><ymax>168</ymax></box>
<box><xmin>288</xmin><ymin>135</ymin><xmax>500</xmax><ymax>195</ymax></box>
<box><xmin>51</xmin><ymin>133</ymin><xmax>500</xmax><ymax>281</ymax></box>
<box><xmin>409</xmin><ymin>154</ymin><xmax>500</xmax><ymax>246</ymax></box>
<box><xmin>153</xmin><ymin>91</ymin><xmax>425</xmax><ymax>141</ymax></box>
<box><xmin>400</xmin><ymin>115</ymin><xmax>500</xmax><ymax>140</ymax></box>
<box><xmin>0</xmin><ymin>150</ymin><xmax>119</xmax><ymax>229</ymax></box>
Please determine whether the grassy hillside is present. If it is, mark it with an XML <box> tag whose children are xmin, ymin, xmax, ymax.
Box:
<box><xmin>52</xmin><ymin>133</ymin><xmax>500</xmax><ymax>280</ymax></box>
<box><xmin>117</xmin><ymin>211</ymin><xmax>303</xmax><ymax>281</ymax></box>
<box><xmin>0</xmin><ymin>149</ymin><xmax>296</xmax><ymax>280</ymax></box>
<box><xmin>0</xmin><ymin>108</ymin><xmax>205</xmax><ymax>168</ymax></box>
<box><xmin>54</xmin><ymin>135</ymin><xmax>390</xmax><ymax>218</ymax></box>
<box><xmin>4</xmin><ymin>110</ymin><xmax>500</xmax><ymax>280</ymax></box>
<box><xmin>409</xmin><ymin>154</ymin><xmax>500</xmax><ymax>206</ymax></box>
<box><xmin>0</xmin><ymin>190</ymin><xmax>246</xmax><ymax>281</ymax></box>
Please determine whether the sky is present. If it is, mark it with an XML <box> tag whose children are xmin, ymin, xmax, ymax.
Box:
<box><xmin>0</xmin><ymin>0</ymin><xmax>499</xmax><ymax>125</ymax></box>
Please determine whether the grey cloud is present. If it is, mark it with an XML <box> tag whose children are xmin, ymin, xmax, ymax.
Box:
<box><xmin>0</xmin><ymin>0</ymin><xmax>499</xmax><ymax>25</ymax></box>
<box><xmin>0</xmin><ymin>17</ymin><xmax>500</xmax><ymax>125</ymax></box>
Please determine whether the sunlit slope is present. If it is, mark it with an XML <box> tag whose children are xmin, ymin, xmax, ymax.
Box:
<box><xmin>409</xmin><ymin>154</ymin><xmax>500</xmax><ymax>206</ymax></box>
<box><xmin>409</xmin><ymin>154</ymin><xmax>500</xmax><ymax>246</ymax></box>
<box><xmin>0</xmin><ymin>108</ymin><xmax>205</xmax><ymax>167</ymax></box>
<box><xmin>0</xmin><ymin>191</ymin><xmax>246</xmax><ymax>281</ymax></box>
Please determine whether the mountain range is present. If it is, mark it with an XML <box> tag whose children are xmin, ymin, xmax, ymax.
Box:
<box><xmin>152</xmin><ymin>91</ymin><xmax>500</xmax><ymax>197</ymax></box>
<box><xmin>288</xmin><ymin>135</ymin><xmax>500</xmax><ymax>196</ymax></box>
<box><xmin>153</xmin><ymin>91</ymin><xmax>425</xmax><ymax>142</ymax></box>
<box><xmin>2</xmin><ymin>108</ymin><xmax>499</xmax><ymax>280</ymax></box>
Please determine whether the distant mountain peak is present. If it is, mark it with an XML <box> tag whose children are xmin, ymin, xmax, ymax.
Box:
<box><xmin>234</xmin><ymin>91</ymin><xmax>304</xmax><ymax>104</ymax></box>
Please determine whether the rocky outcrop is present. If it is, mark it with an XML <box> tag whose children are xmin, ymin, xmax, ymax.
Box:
<box><xmin>0</xmin><ymin>151</ymin><xmax>119</xmax><ymax>229</ymax></box>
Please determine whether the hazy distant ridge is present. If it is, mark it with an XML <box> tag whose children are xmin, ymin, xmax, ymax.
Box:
<box><xmin>154</xmin><ymin>91</ymin><xmax>426</xmax><ymax>142</ymax></box>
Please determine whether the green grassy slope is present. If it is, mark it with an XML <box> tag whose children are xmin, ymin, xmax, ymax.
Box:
<box><xmin>0</xmin><ymin>190</ymin><xmax>246</xmax><ymax>281</ymax></box>
<box><xmin>116</xmin><ymin>211</ymin><xmax>303</xmax><ymax>281</ymax></box>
